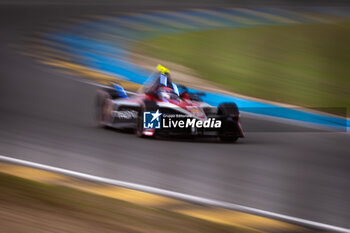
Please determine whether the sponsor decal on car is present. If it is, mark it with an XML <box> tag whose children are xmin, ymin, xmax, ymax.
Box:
<box><xmin>113</xmin><ymin>110</ymin><xmax>138</xmax><ymax>119</ymax></box>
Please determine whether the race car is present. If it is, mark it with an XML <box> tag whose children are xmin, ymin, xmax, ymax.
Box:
<box><xmin>96</xmin><ymin>65</ymin><xmax>244</xmax><ymax>142</ymax></box>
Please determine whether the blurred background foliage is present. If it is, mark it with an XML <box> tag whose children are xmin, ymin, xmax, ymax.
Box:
<box><xmin>134</xmin><ymin>22</ymin><xmax>350</xmax><ymax>115</ymax></box>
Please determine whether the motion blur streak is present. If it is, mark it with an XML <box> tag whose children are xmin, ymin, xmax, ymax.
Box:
<box><xmin>1</xmin><ymin>156</ymin><xmax>349</xmax><ymax>233</ymax></box>
<box><xmin>0</xmin><ymin>0</ymin><xmax>349</xmax><ymax>231</ymax></box>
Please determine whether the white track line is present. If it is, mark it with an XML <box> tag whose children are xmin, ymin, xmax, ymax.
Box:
<box><xmin>0</xmin><ymin>155</ymin><xmax>349</xmax><ymax>233</ymax></box>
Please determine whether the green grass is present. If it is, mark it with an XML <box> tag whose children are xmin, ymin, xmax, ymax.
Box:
<box><xmin>0</xmin><ymin>172</ymin><xmax>250</xmax><ymax>233</ymax></box>
<box><xmin>133</xmin><ymin>23</ymin><xmax>350</xmax><ymax>116</ymax></box>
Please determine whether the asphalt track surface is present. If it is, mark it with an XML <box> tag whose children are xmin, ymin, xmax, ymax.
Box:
<box><xmin>0</xmin><ymin>2</ymin><xmax>350</xmax><ymax>230</ymax></box>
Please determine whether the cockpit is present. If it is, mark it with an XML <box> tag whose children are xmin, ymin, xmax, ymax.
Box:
<box><xmin>158</xmin><ymin>87</ymin><xmax>180</xmax><ymax>100</ymax></box>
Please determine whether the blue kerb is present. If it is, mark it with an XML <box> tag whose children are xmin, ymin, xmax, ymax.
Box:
<box><xmin>48</xmin><ymin>33</ymin><xmax>127</xmax><ymax>57</ymax></box>
<box><xmin>78</xmin><ymin>50</ymin><xmax>149</xmax><ymax>84</ymax></box>
<box><xmin>197</xmin><ymin>89</ymin><xmax>347</xmax><ymax>129</ymax></box>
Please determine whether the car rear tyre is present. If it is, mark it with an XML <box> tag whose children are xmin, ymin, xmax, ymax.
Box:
<box><xmin>218</xmin><ymin>103</ymin><xmax>240</xmax><ymax>143</ymax></box>
<box><xmin>218</xmin><ymin>103</ymin><xmax>239</xmax><ymax>117</ymax></box>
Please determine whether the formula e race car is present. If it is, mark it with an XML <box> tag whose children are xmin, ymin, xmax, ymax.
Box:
<box><xmin>96</xmin><ymin>65</ymin><xmax>244</xmax><ymax>142</ymax></box>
